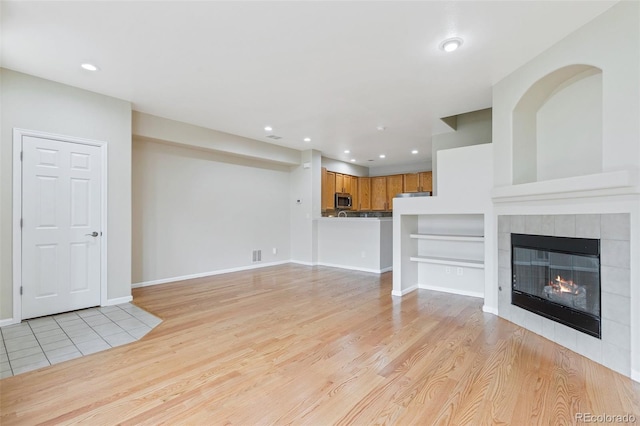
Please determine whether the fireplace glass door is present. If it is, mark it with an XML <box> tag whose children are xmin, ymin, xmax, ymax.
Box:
<box><xmin>511</xmin><ymin>234</ymin><xmax>601</xmax><ymax>338</ymax></box>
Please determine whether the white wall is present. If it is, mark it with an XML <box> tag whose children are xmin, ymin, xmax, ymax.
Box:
<box><xmin>321</xmin><ymin>157</ymin><xmax>369</xmax><ymax>176</ymax></box>
<box><xmin>133</xmin><ymin>112</ymin><xmax>300</xmax><ymax>166</ymax></box>
<box><xmin>431</xmin><ymin>108</ymin><xmax>492</xmax><ymax>194</ymax></box>
<box><xmin>132</xmin><ymin>138</ymin><xmax>292</xmax><ymax>284</ymax></box>
<box><xmin>290</xmin><ymin>150</ymin><xmax>322</xmax><ymax>265</ymax></box>
<box><xmin>368</xmin><ymin>161</ymin><xmax>432</xmax><ymax>177</ymax></box>
<box><xmin>536</xmin><ymin>72</ymin><xmax>602</xmax><ymax>181</ymax></box>
<box><xmin>0</xmin><ymin>69</ymin><xmax>132</xmax><ymax>321</ymax></box>
<box><xmin>493</xmin><ymin>1</ymin><xmax>640</xmax><ymax>188</ymax></box>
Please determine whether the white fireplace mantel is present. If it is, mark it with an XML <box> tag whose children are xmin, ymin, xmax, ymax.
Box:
<box><xmin>492</xmin><ymin>169</ymin><xmax>639</xmax><ymax>204</ymax></box>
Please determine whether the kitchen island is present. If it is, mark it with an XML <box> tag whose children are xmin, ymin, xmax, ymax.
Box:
<box><xmin>316</xmin><ymin>217</ymin><xmax>392</xmax><ymax>273</ymax></box>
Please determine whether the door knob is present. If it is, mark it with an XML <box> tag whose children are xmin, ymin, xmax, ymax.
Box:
<box><xmin>85</xmin><ymin>231</ymin><xmax>99</xmax><ymax>237</ymax></box>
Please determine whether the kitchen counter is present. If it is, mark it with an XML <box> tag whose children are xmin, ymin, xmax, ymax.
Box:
<box><xmin>317</xmin><ymin>216</ymin><xmax>392</xmax><ymax>222</ymax></box>
<box><xmin>315</xmin><ymin>217</ymin><xmax>392</xmax><ymax>273</ymax></box>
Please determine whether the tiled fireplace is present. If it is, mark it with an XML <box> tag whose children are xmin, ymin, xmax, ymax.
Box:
<box><xmin>511</xmin><ymin>233</ymin><xmax>601</xmax><ymax>338</ymax></box>
<box><xmin>498</xmin><ymin>214</ymin><xmax>631</xmax><ymax>376</ymax></box>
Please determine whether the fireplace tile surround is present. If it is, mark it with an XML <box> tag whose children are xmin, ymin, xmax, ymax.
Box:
<box><xmin>497</xmin><ymin>213</ymin><xmax>631</xmax><ymax>376</ymax></box>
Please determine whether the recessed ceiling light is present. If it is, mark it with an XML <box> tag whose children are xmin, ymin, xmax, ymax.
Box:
<box><xmin>440</xmin><ymin>37</ymin><xmax>463</xmax><ymax>53</ymax></box>
<box><xmin>304</xmin><ymin>137</ymin><xmax>311</xmax><ymax>142</ymax></box>
<box><xmin>81</xmin><ymin>63</ymin><xmax>99</xmax><ymax>71</ymax></box>
<box><xmin>344</xmin><ymin>150</ymin><xmax>350</xmax><ymax>154</ymax></box>
<box><xmin>411</xmin><ymin>150</ymin><xmax>419</xmax><ymax>154</ymax></box>
<box><xmin>376</xmin><ymin>126</ymin><xmax>386</xmax><ymax>131</ymax></box>
<box><xmin>379</xmin><ymin>154</ymin><xmax>386</xmax><ymax>159</ymax></box>
<box><xmin>264</xmin><ymin>126</ymin><xmax>273</xmax><ymax>132</ymax></box>
<box><xmin>350</xmin><ymin>159</ymin><xmax>356</xmax><ymax>162</ymax></box>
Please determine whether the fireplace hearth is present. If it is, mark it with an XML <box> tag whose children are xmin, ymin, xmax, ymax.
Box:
<box><xmin>511</xmin><ymin>233</ymin><xmax>601</xmax><ymax>338</ymax></box>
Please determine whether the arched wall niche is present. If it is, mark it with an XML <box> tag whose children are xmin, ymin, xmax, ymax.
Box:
<box><xmin>512</xmin><ymin>64</ymin><xmax>603</xmax><ymax>184</ymax></box>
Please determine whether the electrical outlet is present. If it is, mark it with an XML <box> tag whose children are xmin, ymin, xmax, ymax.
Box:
<box><xmin>445</xmin><ymin>267</ymin><xmax>452</xmax><ymax>274</ymax></box>
<box><xmin>272</xmin><ymin>247</ymin><xmax>277</xmax><ymax>255</ymax></box>
<box><xmin>457</xmin><ymin>267</ymin><xmax>463</xmax><ymax>276</ymax></box>
<box><xmin>361</xmin><ymin>251</ymin><xmax>366</xmax><ymax>258</ymax></box>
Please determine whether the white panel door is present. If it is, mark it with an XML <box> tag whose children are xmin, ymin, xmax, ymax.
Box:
<box><xmin>21</xmin><ymin>135</ymin><xmax>102</xmax><ymax>319</ymax></box>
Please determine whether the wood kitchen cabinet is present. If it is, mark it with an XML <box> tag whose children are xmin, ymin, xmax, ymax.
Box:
<box><xmin>350</xmin><ymin>177</ymin><xmax>358</xmax><ymax>211</ymax></box>
<box><xmin>371</xmin><ymin>177</ymin><xmax>387</xmax><ymax>210</ymax></box>
<box><xmin>344</xmin><ymin>175</ymin><xmax>353</xmax><ymax>194</ymax></box>
<box><xmin>335</xmin><ymin>173</ymin><xmax>344</xmax><ymax>193</ymax></box>
<box><xmin>322</xmin><ymin>168</ymin><xmax>336</xmax><ymax>211</ymax></box>
<box><xmin>323</xmin><ymin>168</ymin><xmax>428</xmax><ymax>211</ymax></box>
<box><xmin>386</xmin><ymin>174</ymin><xmax>404</xmax><ymax>210</ymax></box>
<box><xmin>403</xmin><ymin>171</ymin><xmax>432</xmax><ymax>193</ymax></box>
<box><xmin>371</xmin><ymin>175</ymin><xmax>403</xmax><ymax>210</ymax></box>
<box><xmin>419</xmin><ymin>171</ymin><xmax>432</xmax><ymax>192</ymax></box>
<box><xmin>403</xmin><ymin>173</ymin><xmax>419</xmax><ymax>192</ymax></box>
<box><xmin>335</xmin><ymin>173</ymin><xmax>354</xmax><ymax>194</ymax></box>
<box><xmin>357</xmin><ymin>177</ymin><xmax>371</xmax><ymax>211</ymax></box>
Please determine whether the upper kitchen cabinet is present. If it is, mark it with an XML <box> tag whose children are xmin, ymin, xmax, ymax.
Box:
<box><xmin>358</xmin><ymin>177</ymin><xmax>371</xmax><ymax>211</ymax></box>
<box><xmin>403</xmin><ymin>173</ymin><xmax>419</xmax><ymax>192</ymax></box>
<box><xmin>322</xmin><ymin>168</ymin><xmax>423</xmax><ymax>211</ymax></box>
<box><xmin>372</xmin><ymin>175</ymin><xmax>403</xmax><ymax>210</ymax></box>
<box><xmin>371</xmin><ymin>177</ymin><xmax>387</xmax><ymax>210</ymax></box>
<box><xmin>386</xmin><ymin>174</ymin><xmax>404</xmax><ymax>210</ymax></box>
<box><xmin>420</xmin><ymin>172</ymin><xmax>433</xmax><ymax>193</ymax></box>
<box><xmin>322</xmin><ymin>168</ymin><xmax>336</xmax><ymax>211</ymax></box>
<box><xmin>350</xmin><ymin>177</ymin><xmax>359</xmax><ymax>211</ymax></box>
<box><xmin>335</xmin><ymin>173</ymin><xmax>344</xmax><ymax>194</ymax></box>
<box><xmin>335</xmin><ymin>173</ymin><xmax>355</xmax><ymax>194</ymax></box>
<box><xmin>403</xmin><ymin>171</ymin><xmax>432</xmax><ymax>193</ymax></box>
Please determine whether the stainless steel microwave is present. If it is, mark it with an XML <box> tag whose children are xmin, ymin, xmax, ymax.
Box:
<box><xmin>335</xmin><ymin>193</ymin><xmax>352</xmax><ymax>209</ymax></box>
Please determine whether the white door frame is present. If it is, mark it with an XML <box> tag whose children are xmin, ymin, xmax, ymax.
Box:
<box><xmin>12</xmin><ymin>128</ymin><xmax>108</xmax><ymax>323</ymax></box>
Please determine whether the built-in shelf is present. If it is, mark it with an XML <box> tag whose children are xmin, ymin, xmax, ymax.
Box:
<box><xmin>410</xmin><ymin>233</ymin><xmax>484</xmax><ymax>242</ymax></box>
<box><xmin>410</xmin><ymin>256</ymin><xmax>485</xmax><ymax>269</ymax></box>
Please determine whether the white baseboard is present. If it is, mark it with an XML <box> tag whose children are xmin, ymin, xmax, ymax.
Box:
<box><xmin>391</xmin><ymin>285</ymin><xmax>418</xmax><ymax>297</ymax></box>
<box><xmin>418</xmin><ymin>284</ymin><xmax>484</xmax><ymax>299</ymax></box>
<box><xmin>632</xmin><ymin>369</ymin><xmax>640</xmax><ymax>383</ymax></box>
<box><xmin>0</xmin><ymin>317</ymin><xmax>19</xmax><ymax>327</ymax></box>
<box><xmin>289</xmin><ymin>260</ymin><xmax>316</xmax><ymax>266</ymax></box>
<box><xmin>316</xmin><ymin>262</ymin><xmax>392</xmax><ymax>274</ymax></box>
<box><xmin>132</xmin><ymin>261</ymin><xmax>290</xmax><ymax>288</ymax></box>
<box><xmin>482</xmin><ymin>305</ymin><xmax>499</xmax><ymax>315</ymax></box>
<box><xmin>103</xmin><ymin>296</ymin><xmax>134</xmax><ymax>306</ymax></box>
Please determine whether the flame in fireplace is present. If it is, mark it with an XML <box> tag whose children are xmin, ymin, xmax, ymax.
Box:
<box><xmin>550</xmin><ymin>275</ymin><xmax>580</xmax><ymax>294</ymax></box>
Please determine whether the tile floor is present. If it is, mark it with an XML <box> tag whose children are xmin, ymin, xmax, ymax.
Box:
<box><xmin>0</xmin><ymin>303</ymin><xmax>162</xmax><ymax>378</ymax></box>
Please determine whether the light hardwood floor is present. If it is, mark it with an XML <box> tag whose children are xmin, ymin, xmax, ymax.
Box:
<box><xmin>1</xmin><ymin>264</ymin><xmax>639</xmax><ymax>425</ymax></box>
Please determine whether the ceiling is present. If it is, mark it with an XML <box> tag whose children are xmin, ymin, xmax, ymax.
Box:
<box><xmin>0</xmin><ymin>1</ymin><xmax>617</xmax><ymax>168</ymax></box>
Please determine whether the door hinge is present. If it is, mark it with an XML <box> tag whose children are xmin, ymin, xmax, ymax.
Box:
<box><xmin>20</xmin><ymin>218</ymin><xmax>23</xmax><ymax>228</ymax></box>
<box><xmin>20</xmin><ymin>286</ymin><xmax>23</xmax><ymax>296</ymax></box>
<box><xmin>20</xmin><ymin>151</ymin><xmax>23</xmax><ymax>161</ymax></box>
